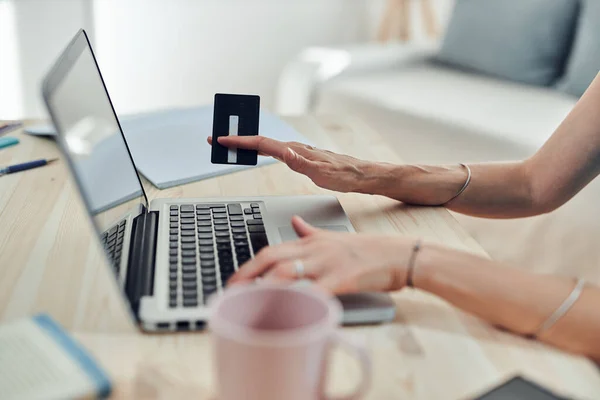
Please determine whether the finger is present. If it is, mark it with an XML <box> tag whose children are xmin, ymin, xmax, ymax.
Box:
<box><xmin>261</xmin><ymin>261</ymin><xmax>297</xmax><ymax>282</ymax></box>
<box><xmin>262</xmin><ymin>257</ymin><xmax>323</xmax><ymax>281</ymax></box>
<box><xmin>217</xmin><ymin>136</ymin><xmax>289</xmax><ymax>159</ymax></box>
<box><xmin>259</xmin><ymin>276</ymin><xmax>289</xmax><ymax>285</ymax></box>
<box><xmin>206</xmin><ymin>136</ymin><xmax>272</xmax><ymax>157</ymax></box>
<box><xmin>291</xmin><ymin>216</ymin><xmax>319</xmax><ymax>238</ymax></box>
<box><xmin>228</xmin><ymin>242</ymin><xmax>307</xmax><ymax>283</ymax></box>
<box><xmin>282</xmin><ymin>147</ymin><xmax>319</xmax><ymax>176</ymax></box>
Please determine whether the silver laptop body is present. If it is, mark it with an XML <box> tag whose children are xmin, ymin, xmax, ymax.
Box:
<box><xmin>42</xmin><ymin>30</ymin><xmax>395</xmax><ymax>332</ymax></box>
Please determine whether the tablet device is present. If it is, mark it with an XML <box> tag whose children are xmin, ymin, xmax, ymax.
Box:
<box><xmin>473</xmin><ymin>376</ymin><xmax>567</xmax><ymax>400</ymax></box>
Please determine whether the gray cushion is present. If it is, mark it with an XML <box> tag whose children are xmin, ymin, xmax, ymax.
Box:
<box><xmin>558</xmin><ymin>0</ymin><xmax>600</xmax><ymax>97</ymax></box>
<box><xmin>436</xmin><ymin>0</ymin><xmax>580</xmax><ymax>86</ymax></box>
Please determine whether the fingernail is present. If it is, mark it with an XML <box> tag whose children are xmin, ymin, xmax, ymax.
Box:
<box><xmin>287</xmin><ymin>148</ymin><xmax>296</xmax><ymax>158</ymax></box>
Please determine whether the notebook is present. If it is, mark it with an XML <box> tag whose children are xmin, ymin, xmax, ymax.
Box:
<box><xmin>119</xmin><ymin>106</ymin><xmax>311</xmax><ymax>189</ymax></box>
<box><xmin>26</xmin><ymin>106</ymin><xmax>312</xmax><ymax>191</ymax></box>
<box><xmin>0</xmin><ymin>314</ymin><xmax>111</xmax><ymax>400</ymax></box>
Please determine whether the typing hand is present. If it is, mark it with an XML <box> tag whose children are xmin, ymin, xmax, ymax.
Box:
<box><xmin>228</xmin><ymin>216</ymin><xmax>414</xmax><ymax>295</ymax></box>
<box><xmin>207</xmin><ymin>136</ymin><xmax>375</xmax><ymax>193</ymax></box>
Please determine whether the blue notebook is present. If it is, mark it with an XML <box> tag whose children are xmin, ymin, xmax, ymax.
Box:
<box><xmin>119</xmin><ymin>106</ymin><xmax>311</xmax><ymax>189</ymax></box>
<box><xmin>0</xmin><ymin>314</ymin><xmax>111</xmax><ymax>399</ymax></box>
<box><xmin>25</xmin><ymin>106</ymin><xmax>312</xmax><ymax>191</ymax></box>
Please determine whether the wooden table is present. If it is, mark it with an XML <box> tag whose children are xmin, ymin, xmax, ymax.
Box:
<box><xmin>1</xmin><ymin>116</ymin><xmax>599</xmax><ymax>399</ymax></box>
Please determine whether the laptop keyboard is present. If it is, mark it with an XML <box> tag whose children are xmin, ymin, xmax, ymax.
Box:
<box><xmin>100</xmin><ymin>219</ymin><xmax>127</xmax><ymax>274</ymax></box>
<box><xmin>169</xmin><ymin>203</ymin><xmax>269</xmax><ymax>308</ymax></box>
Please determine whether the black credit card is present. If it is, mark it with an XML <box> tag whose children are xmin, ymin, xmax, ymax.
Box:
<box><xmin>211</xmin><ymin>93</ymin><xmax>260</xmax><ymax>165</ymax></box>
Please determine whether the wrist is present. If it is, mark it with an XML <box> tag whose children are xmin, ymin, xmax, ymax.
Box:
<box><xmin>410</xmin><ymin>242</ymin><xmax>444</xmax><ymax>291</ymax></box>
<box><xmin>389</xmin><ymin>237</ymin><xmax>416</xmax><ymax>290</ymax></box>
<box><xmin>405</xmin><ymin>239</ymin><xmax>423</xmax><ymax>288</ymax></box>
<box><xmin>392</xmin><ymin>239</ymin><xmax>442</xmax><ymax>291</ymax></box>
<box><xmin>356</xmin><ymin>162</ymin><xmax>401</xmax><ymax>196</ymax></box>
<box><xmin>358</xmin><ymin>163</ymin><xmax>470</xmax><ymax>205</ymax></box>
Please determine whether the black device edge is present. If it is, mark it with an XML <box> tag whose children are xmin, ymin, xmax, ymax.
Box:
<box><xmin>125</xmin><ymin>209</ymin><xmax>159</xmax><ymax>319</ymax></box>
<box><xmin>471</xmin><ymin>376</ymin><xmax>569</xmax><ymax>400</ymax></box>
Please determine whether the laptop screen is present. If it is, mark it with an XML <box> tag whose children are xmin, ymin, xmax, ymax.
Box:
<box><xmin>43</xmin><ymin>30</ymin><xmax>148</xmax><ymax>234</ymax></box>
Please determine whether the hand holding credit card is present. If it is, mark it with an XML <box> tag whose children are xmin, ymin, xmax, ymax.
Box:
<box><xmin>211</xmin><ymin>93</ymin><xmax>260</xmax><ymax>165</ymax></box>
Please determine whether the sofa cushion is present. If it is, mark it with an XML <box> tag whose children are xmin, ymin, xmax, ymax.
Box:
<box><xmin>436</xmin><ymin>0</ymin><xmax>580</xmax><ymax>86</ymax></box>
<box><xmin>558</xmin><ymin>0</ymin><xmax>600</xmax><ymax>97</ymax></box>
<box><xmin>318</xmin><ymin>63</ymin><xmax>577</xmax><ymax>151</ymax></box>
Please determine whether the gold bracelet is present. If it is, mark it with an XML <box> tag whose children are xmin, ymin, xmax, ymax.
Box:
<box><xmin>406</xmin><ymin>239</ymin><xmax>422</xmax><ymax>288</ymax></box>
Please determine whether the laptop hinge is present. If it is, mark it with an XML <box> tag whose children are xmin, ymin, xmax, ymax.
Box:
<box><xmin>125</xmin><ymin>210</ymin><xmax>158</xmax><ymax>319</ymax></box>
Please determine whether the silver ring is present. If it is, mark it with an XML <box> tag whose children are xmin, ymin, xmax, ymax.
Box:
<box><xmin>294</xmin><ymin>259</ymin><xmax>305</xmax><ymax>280</ymax></box>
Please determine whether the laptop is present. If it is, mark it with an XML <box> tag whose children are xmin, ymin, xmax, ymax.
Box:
<box><xmin>42</xmin><ymin>29</ymin><xmax>396</xmax><ymax>332</ymax></box>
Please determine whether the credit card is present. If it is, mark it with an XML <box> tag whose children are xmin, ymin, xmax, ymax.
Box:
<box><xmin>211</xmin><ymin>93</ymin><xmax>259</xmax><ymax>165</ymax></box>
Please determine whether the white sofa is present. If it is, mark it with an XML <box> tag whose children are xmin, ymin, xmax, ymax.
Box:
<box><xmin>276</xmin><ymin>43</ymin><xmax>600</xmax><ymax>281</ymax></box>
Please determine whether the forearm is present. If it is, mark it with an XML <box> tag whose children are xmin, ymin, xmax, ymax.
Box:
<box><xmin>360</xmin><ymin>161</ymin><xmax>538</xmax><ymax>218</ymax></box>
<box><xmin>360</xmin><ymin>74</ymin><xmax>600</xmax><ymax>217</ymax></box>
<box><xmin>410</xmin><ymin>243</ymin><xmax>600</xmax><ymax>361</ymax></box>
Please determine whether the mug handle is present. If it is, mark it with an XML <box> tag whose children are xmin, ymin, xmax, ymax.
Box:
<box><xmin>322</xmin><ymin>332</ymin><xmax>372</xmax><ymax>400</ymax></box>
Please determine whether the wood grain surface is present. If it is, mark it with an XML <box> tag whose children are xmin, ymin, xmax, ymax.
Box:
<box><xmin>1</xmin><ymin>115</ymin><xmax>598</xmax><ymax>399</ymax></box>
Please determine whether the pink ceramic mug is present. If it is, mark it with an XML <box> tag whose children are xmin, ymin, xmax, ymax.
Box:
<box><xmin>209</xmin><ymin>284</ymin><xmax>371</xmax><ymax>400</ymax></box>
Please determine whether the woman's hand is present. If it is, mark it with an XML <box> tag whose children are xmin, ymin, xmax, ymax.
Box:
<box><xmin>207</xmin><ymin>135</ymin><xmax>381</xmax><ymax>193</ymax></box>
<box><xmin>228</xmin><ymin>216</ymin><xmax>415</xmax><ymax>294</ymax></box>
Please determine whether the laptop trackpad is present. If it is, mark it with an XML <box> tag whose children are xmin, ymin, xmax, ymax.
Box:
<box><xmin>278</xmin><ymin>225</ymin><xmax>348</xmax><ymax>242</ymax></box>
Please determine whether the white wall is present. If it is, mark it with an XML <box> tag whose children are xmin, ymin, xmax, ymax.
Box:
<box><xmin>93</xmin><ymin>0</ymin><xmax>369</xmax><ymax>115</ymax></box>
<box><xmin>1</xmin><ymin>0</ymin><xmax>454</xmax><ymax>119</ymax></box>
<box><xmin>1</xmin><ymin>0</ymin><xmax>94</xmax><ymax>119</ymax></box>
<box><xmin>0</xmin><ymin>1</ymin><xmax>22</xmax><ymax>119</ymax></box>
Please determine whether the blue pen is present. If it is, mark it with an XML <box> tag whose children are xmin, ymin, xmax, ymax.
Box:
<box><xmin>0</xmin><ymin>158</ymin><xmax>58</xmax><ymax>176</ymax></box>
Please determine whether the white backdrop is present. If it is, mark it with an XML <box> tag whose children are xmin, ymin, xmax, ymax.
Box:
<box><xmin>0</xmin><ymin>0</ymin><xmax>94</xmax><ymax>119</ymax></box>
<box><xmin>93</xmin><ymin>0</ymin><xmax>369</xmax><ymax>115</ymax></box>
<box><xmin>0</xmin><ymin>0</ymin><xmax>453</xmax><ymax>119</ymax></box>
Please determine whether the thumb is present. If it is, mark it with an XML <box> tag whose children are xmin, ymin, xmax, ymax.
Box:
<box><xmin>291</xmin><ymin>216</ymin><xmax>319</xmax><ymax>238</ymax></box>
